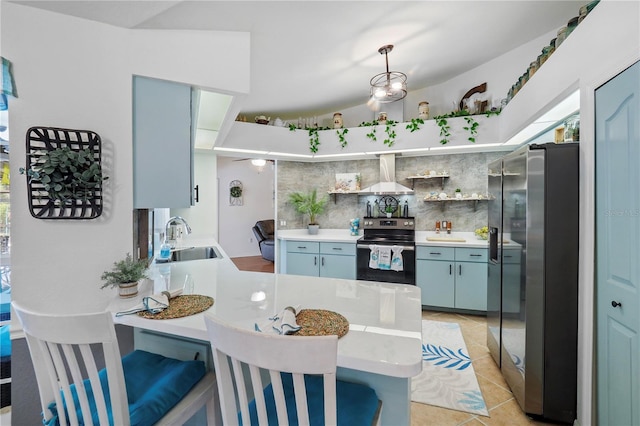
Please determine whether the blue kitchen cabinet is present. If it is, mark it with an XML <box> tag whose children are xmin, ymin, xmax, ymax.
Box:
<box><xmin>133</xmin><ymin>76</ymin><xmax>194</xmax><ymax>208</ymax></box>
<box><xmin>285</xmin><ymin>241</ymin><xmax>355</xmax><ymax>279</ymax></box>
<box><xmin>416</xmin><ymin>246</ymin><xmax>488</xmax><ymax>311</ymax></box>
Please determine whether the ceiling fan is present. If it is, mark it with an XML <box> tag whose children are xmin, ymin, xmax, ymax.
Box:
<box><xmin>232</xmin><ymin>158</ymin><xmax>275</xmax><ymax>172</ymax></box>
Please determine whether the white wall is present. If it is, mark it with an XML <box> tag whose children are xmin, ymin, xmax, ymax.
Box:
<box><xmin>170</xmin><ymin>151</ymin><xmax>219</xmax><ymax>238</ymax></box>
<box><xmin>3</xmin><ymin>2</ymin><xmax>249</xmax><ymax>314</ymax></box>
<box><xmin>315</xmin><ymin>28</ymin><xmax>556</xmax><ymax>128</ymax></box>
<box><xmin>217</xmin><ymin>156</ymin><xmax>275</xmax><ymax>257</ymax></box>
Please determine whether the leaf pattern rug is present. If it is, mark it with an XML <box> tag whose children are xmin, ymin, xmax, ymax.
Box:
<box><xmin>411</xmin><ymin>320</ymin><xmax>489</xmax><ymax>416</ymax></box>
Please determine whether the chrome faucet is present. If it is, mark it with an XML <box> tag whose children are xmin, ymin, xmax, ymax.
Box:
<box><xmin>165</xmin><ymin>216</ymin><xmax>192</xmax><ymax>247</ymax></box>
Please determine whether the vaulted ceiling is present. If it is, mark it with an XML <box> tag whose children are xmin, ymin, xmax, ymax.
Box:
<box><xmin>11</xmin><ymin>1</ymin><xmax>583</xmax><ymax>119</ymax></box>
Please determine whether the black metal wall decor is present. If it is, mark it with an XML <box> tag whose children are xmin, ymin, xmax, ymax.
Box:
<box><xmin>24</xmin><ymin>127</ymin><xmax>105</xmax><ymax>219</ymax></box>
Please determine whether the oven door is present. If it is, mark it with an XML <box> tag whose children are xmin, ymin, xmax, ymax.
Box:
<box><xmin>356</xmin><ymin>243</ymin><xmax>416</xmax><ymax>285</ymax></box>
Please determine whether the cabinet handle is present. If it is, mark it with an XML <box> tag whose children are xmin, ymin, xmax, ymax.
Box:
<box><xmin>430</xmin><ymin>252</ymin><xmax>442</xmax><ymax>255</ymax></box>
<box><xmin>449</xmin><ymin>264</ymin><xmax>452</xmax><ymax>275</ymax></box>
<box><xmin>322</xmin><ymin>257</ymin><xmax>325</xmax><ymax>266</ymax></box>
<box><xmin>297</xmin><ymin>246</ymin><xmax>307</xmax><ymax>249</ymax></box>
<box><xmin>470</xmin><ymin>254</ymin><xmax>482</xmax><ymax>257</ymax></box>
<box><xmin>194</xmin><ymin>185</ymin><xmax>199</xmax><ymax>203</ymax></box>
<box><xmin>332</xmin><ymin>247</ymin><xmax>342</xmax><ymax>251</ymax></box>
<box><xmin>504</xmin><ymin>255</ymin><xmax>513</xmax><ymax>258</ymax></box>
<box><xmin>611</xmin><ymin>300</ymin><xmax>622</xmax><ymax>308</ymax></box>
<box><xmin>314</xmin><ymin>256</ymin><xmax>317</xmax><ymax>266</ymax></box>
<box><xmin>459</xmin><ymin>264</ymin><xmax>462</xmax><ymax>275</ymax></box>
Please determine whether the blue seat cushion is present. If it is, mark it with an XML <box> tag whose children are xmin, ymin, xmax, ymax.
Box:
<box><xmin>0</xmin><ymin>325</ymin><xmax>9</xmax><ymax>359</ymax></box>
<box><xmin>45</xmin><ymin>349</ymin><xmax>206</xmax><ymax>426</ymax></box>
<box><xmin>243</xmin><ymin>373</ymin><xmax>379</xmax><ymax>426</ymax></box>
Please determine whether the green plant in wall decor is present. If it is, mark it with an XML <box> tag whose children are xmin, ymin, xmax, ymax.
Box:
<box><xmin>21</xmin><ymin>127</ymin><xmax>107</xmax><ymax>219</ymax></box>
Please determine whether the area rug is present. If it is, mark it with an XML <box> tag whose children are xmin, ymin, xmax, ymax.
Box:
<box><xmin>411</xmin><ymin>320</ymin><xmax>489</xmax><ymax>416</ymax></box>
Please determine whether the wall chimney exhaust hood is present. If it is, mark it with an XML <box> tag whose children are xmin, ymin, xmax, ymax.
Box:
<box><xmin>359</xmin><ymin>153</ymin><xmax>414</xmax><ymax>195</ymax></box>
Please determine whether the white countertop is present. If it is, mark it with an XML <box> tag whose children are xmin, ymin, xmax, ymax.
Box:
<box><xmin>277</xmin><ymin>228</ymin><xmax>361</xmax><ymax>242</ymax></box>
<box><xmin>108</xmin><ymin>235</ymin><xmax>423</xmax><ymax>378</ymax></box>
<box><xmin>416</xmin><ymin>231</ymin><xmax>489</xmax><ymax>248</ymax></box>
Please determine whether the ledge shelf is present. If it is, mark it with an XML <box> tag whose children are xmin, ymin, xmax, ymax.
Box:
<box><xmin>407</xmin><ymin>174</ymin><xmax>450</xmax><ymax>190</ymax></box>
<box><xmin>423</xmin><ymin>197</ymin><xmax>487</xmax><ymax>212</ymax></box>
<box><xmin>327</xmin><ymin>190</ymin><xmax>360</xmax><ymax>203</ymax></box>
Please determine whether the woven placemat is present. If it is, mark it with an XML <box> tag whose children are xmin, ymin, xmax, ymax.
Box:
<box><xmin>293</xmin><ymin>309</ymin><xmax>349</xmax><ymax>338</ymax></box>
<box><xmin>137</xmin><ymin>295</ymin><xmax>214</xmax><ymax>320</ymax></box>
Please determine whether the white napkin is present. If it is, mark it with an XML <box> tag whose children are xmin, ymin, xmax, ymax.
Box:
<box><xmin>390</xmin><ymin>245</ymin><xmax>404</xmax><ymax>272</ymax></box>
<box><xmin>377</xmin><ymin>246</ymin><xmax>392</xmax><ymax>270</ymax></box>
<box><xmin>115</xmin><ymin>288</ymin><xmax>182</xmax><ymax>317</ymax></box>
<box><xmin>369</xmin><ymin>245</ymin><xmax>379</xmax><ymax>269</ymax></box>
<box><xmin>255</xmin><ymin>306</ymin><xmax>301</xmax><ymax>335</ymax></box>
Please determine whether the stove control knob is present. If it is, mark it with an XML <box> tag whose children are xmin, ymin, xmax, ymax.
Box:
<box><xmin>409</xmin><ymin>221</ymin><xmax>414</xmax><ymax>226</ymax></box>
<box><xmin>404</xmin><ymin>221</ymin><xmax>409</xmax><ymax>226</ymax></box>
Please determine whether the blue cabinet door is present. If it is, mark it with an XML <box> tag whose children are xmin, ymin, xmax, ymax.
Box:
<box><xmin>416</xmin><ymin>259</ymin><xmax>454</xmax><ymax>307</ymax></box>
<box><xmin>455</xmin><ymin>261</ymin><xmax>488</xmax><ymax>311</ymax></box>
<box><xmin>320</xmin><ymin>254</ymin><xmax>355</xmax><ymax>279</ymax></box>
<box><xmin>133</xmin><ymin>76</ymin><xmax>193</xmax><ymax>208</ymax></box>
<box><xmin>286</xmin><ymin>252</ymin><xmax>319</xmax><ymax>277</ymax></box>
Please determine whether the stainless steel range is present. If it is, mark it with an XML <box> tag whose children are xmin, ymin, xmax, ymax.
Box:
<box><xmin>356</xmin><ymin>217</ymin><xmax>416</xmax><ymax>285</ymax></box>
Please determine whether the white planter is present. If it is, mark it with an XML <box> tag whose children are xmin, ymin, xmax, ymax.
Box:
<box><xmin>455</xmin><ymin>193</ymin><xmax>462</xmax><ymax>199</ymax></box>
<box><xmin>118</xmin><ymin>281</ymin><xmax>139</xmax><ymax>299</ymax></box>
<box><xmin>308</xmin><ymin>224</ymin><xmax>320</xmax><ymax>235</ymax></box>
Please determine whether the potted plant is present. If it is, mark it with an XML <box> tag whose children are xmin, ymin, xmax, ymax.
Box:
<box><xmin>385</xmin><ymin>204</ymin><xmax>394</xmax><ymax>218</ymax></box>
<box><xmin>455</xmin><ymin>188</ymin><xmax>462</xmax><ymax>199</ymax></box>
<box><xmin>101</xmin><ymin>253</ymin><xmax>149</xmax><ymax>298</ymax></box>
<box><xmin>288</xmin><ymin>189</ymin><xmax>328</xmax><ymax>234</ymax></box>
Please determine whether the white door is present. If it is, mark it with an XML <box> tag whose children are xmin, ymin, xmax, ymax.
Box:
<box><xmin>595</xmin><ymin>61</ymin><xmax>640</xmax><ymax>426</ymax></box>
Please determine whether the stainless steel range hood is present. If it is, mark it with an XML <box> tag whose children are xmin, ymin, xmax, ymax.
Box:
<box><xmin>359</xmin><ymin>153</ymin><xmax>414</xmax><ymax>195</ymax></box>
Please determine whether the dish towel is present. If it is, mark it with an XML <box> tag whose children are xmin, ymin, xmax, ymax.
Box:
<box><xmin>255</xmin><ymin>306</ymin><xmax>301</xmax><ymax>335</ymax></box>
<box><xmin>369</xmin><ymin>245</ymin><xmax>379</xmax><ymax>269</ymax></box>
<box><xmin>391</xmin><ymin>245</ymin><xmax>404</xmax><ymax>272</ymax></box>
<box><xmin>115</xmin><ymin>288</ymin><xmax>182</xmax><ymax>317</ymax></box>
<box><xmin>377</xmin><ymin>246</ymin><xmax>392</xmax><ymax>270</ymax></box>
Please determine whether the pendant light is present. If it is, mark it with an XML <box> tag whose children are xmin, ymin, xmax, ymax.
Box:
<box><xmin>369</xmin><ymin>44</ymin><xmax>407</xmax><ymax>103</ymax></box>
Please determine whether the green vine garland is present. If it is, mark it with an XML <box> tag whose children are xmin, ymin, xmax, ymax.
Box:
<box><xmin>336</xmin><ymin>128</ymin><xmax>349</xmax><ymax>148</ymax></box>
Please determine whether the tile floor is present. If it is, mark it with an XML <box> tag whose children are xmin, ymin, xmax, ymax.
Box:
<box><xmin>413</xmin><ymin>310</ymin><xmax>553</xmax><ymax>426</ymax></box>
<box><xmin>231</xmin><ymin>258</ymin><xmax>553</xmax><ymax>426</ymax></box>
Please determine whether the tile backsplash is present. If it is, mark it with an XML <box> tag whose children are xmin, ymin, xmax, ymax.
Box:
<box><xmin>277</xmin><ymin>152</ymin><xmax>503</xmax><ymax>232</ymax></box>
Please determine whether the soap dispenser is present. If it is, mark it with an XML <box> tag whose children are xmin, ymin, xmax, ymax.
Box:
<box><xmin>373</xmin><ymin>200</ymin><xmax>379</xmax><ymax>218</ymax></box>
<box><xmin>403</xmin><ymin>200</ymin><xmax>409</xmax><ymax>218</ymax></box>
<box><xmin>366</xmin><ymin>201</ymin><xmax>372</xmax><ymax>217</ymax></box>
<box><xmin>159</xmin><ymin>233</ymin><xmax>171</xmax><ymax>260</ymax></box>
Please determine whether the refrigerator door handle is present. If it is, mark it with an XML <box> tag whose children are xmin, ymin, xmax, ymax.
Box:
<box><xmin>489</xmin><ymin>227</ymin><xmax>499</xmax><ymax>262</ymax></box>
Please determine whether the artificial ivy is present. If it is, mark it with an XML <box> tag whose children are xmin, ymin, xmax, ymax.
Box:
<box><xmin>405</xmin><ymin>118</ymin><xmax>424</xmax><ymax>133</ymax></box>
<box><xmin>336</xmin><ymin>128</ymin><xmax>349</xmax><ymax>148</ymax></box>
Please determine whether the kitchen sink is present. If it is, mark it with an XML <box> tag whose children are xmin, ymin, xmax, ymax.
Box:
<box><xmin>169</xmin><ymin>246</ymin><xmax>222</xmax><ymax>262</ymax></box>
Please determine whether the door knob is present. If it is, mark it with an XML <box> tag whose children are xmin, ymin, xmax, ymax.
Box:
<box><xmin>611</xmin><ymin>300</ymin><xmax>622</xmax><ymax>308</ymax></box>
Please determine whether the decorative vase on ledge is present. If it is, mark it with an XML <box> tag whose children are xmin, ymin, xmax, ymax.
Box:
<box><xmin>308</xmin><ymin>224</ymin><xmax>319</xmax><ymax>235</ymax></box>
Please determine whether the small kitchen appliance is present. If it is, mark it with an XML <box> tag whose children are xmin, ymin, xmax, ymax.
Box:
<box><xmin>356</xmin><ymin>217</ymin><xmax>416</xmax><ymax>285</ymax></box>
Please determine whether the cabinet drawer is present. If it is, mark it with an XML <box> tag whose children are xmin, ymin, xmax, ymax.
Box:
<box><xmin>502</xmin><ymin>249</ymin><xmax>521</xmax><ymax>264</ymax></box>
<box><xmin>416</xmin><ymin>246</ymin><xmax>455</xmax><ymax>260</ymax></box>
<box><xmin>286</xmin><ymin>241</ymin><xmax>320</xmax><ymax>254</ymax></box>
<box><xmin>455</xmin><ymin>247</ymin><xmax>488</xmax><ymax>262</ymax></box>
<box><xmin>320</xmin><ymin>242</ymin><xmax>355</xmax><ymax>256</ymax></box>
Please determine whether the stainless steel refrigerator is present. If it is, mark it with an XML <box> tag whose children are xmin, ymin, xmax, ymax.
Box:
<box><xmin>487</xmin><ymin>143</ymin><xmax>579</xmax><ymax>424</ymax></box>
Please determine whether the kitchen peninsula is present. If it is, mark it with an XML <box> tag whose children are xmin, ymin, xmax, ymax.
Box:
<box><xmin>108</xmin><ymin>236</ymin><xmax>423</xmax><ymax>426</ymax></box>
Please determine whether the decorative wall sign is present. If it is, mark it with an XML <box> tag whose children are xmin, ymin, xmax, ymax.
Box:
<box><xmin>229</xmin><ymin>180</ymin><xmax>243</xmax><ymax>206</ymax></box>
<box><xmin>24</xmin><ymin>127</ymin><xmax>106</xmax><ymax>219</ymax></box>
